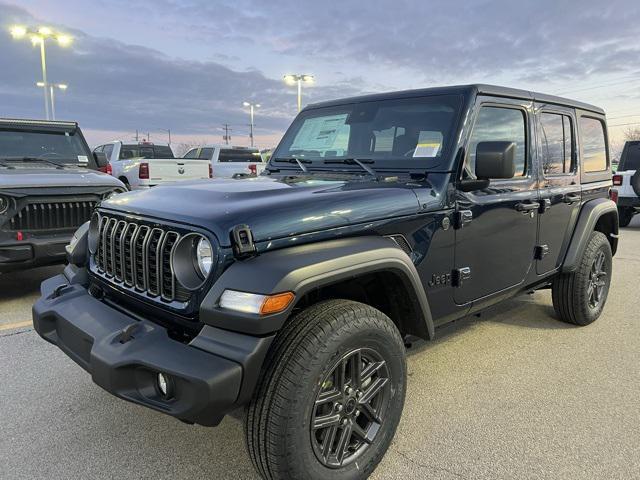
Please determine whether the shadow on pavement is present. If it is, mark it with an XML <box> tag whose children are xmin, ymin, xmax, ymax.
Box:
<box><xmin>0</xmin><ymin>265</ymin><xmax>63</xmax><ymax>301</ymax></box>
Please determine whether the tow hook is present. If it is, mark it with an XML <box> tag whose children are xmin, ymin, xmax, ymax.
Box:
<box><xmin>116</xmin><ymin>323</ymin><xmax>140</xmax><ymax>344</ymax></box>
<box><xmin>49</xmin><ymin>283</ymin><xmax>70</xmax><ymax>299</ymax></box>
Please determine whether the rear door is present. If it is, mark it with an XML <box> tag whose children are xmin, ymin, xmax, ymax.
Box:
<box><xmin>454</xmin><ymin>97</ymin><xmax>539</xmax><ymax>305</ymax></box>
<box><xmin>535</xmin><ymin>106</ymin><xmax>581</xmax><ymax>274</ymax></box>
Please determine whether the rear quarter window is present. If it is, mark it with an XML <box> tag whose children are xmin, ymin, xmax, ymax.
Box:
<box><xmin>579</xmin><ymin>117</ymin><xmax>608</xmax><ymax>172</ymax></box>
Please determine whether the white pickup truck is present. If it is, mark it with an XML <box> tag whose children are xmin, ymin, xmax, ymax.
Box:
<box><xmin>613</xmin><ymin>140</ymin><xmax>640</xmax><ymax>227</ymax></box>
<box><xmin>182</xmin><ymin>144</ymin><xmax>265</xmax><ymax>178</ymax></box>
<box><xmin>93</xmin><ymin>141</ymin><xmax>210</xmax><ymax>190</ymax></box>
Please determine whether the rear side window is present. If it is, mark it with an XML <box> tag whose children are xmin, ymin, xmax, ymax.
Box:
<box><xmin>199</xmin><ymin>148</ymin><xmax>213</xmax><ymax>160</ymax></box>
<box><xmin>119</xmin><ymin>144</ymin><xmax>174</xmax><ymax>159</ymax></box>
<box><xmin>103</xmin><ymin>144</ymin><xmax>114</xmax><ymax>160</ymax></box>
<box><xmin>539</xmin><ymin>113</ymin><xmax>574</xmax><ymax>175</ymax></box>
<box><xmin>579</xmin><ymin>117</ymin><xmax>607</xmax><ymax>172</ymax></box>
<box><xmin>183</xmin><ymin>148</ymin><xmax>198</xmax><ymax>159</ymax></box>
<box><xmin>467</xmin><ymin>106</ymin><xmax>527</xmax><ymax>177</ymax></box>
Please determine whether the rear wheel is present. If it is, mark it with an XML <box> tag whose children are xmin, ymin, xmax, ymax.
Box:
<box><xmin>245</xmin><ymin>299</ymin><xmax>407</xmax><ymax>480</ymax></box>
<box><xmin>618</xmin><ymin>207</ymin><xmax>634</xmax><ymax>228</ymax></box>
<box><xmin>552</xmin><ymin>231</ymin><xmax>612</xmax><ymax>326</ymax></box>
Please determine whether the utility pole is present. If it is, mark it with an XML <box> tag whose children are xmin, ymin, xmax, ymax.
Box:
<box><xmin>135</xmin><ymin>130</ymin><xmax>139</xmax><ymax>141</ymax></box>
<box><xmin>221</xmin><ymin>124</ymin><xmax>232</xmax><ymax>145</ymax></box>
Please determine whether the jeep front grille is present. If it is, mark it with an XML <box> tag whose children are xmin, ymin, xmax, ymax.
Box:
<box><xmin>94</xmin><ymin>215</ymin><xmax>188</xmax><ymax>303</ymax></box>
<box><xmin>9</xmin><ymin>201</ymin><xmax>97</xmax><ymax>231</ymax></box>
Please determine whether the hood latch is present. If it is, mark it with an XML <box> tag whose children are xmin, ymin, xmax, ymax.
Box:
<box><xmin>231</xmin><ymin>224</ymin><xmax>257</xmax><ymax>258</ymax></box>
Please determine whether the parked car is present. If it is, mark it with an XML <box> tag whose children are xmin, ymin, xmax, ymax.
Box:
<box><xmin>182</xmin><ymin>144</ymin><xmax>265</xmax><ymax>177</ymax></box>
<box><xmin>94</xmin><ymin>140</ymin><xmax>210</xmax><ymax>189</ymax></box>
<box><xmin>34</xmin><ymin>85</ymin><xmax>618</xmax><ymax>480</ymax></box>
<box><xmin>0</xmin><ymin>118</ymin><xmax>125</xmax><ymax>273</ymax></box>
<box><xmin>612</xmin><ymin>140</ymin><xmax>640</xmax><ymax>226</ymax></box>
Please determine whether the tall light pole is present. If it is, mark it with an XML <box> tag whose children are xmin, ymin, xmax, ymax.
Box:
<box><xmin>283</xmin><ymin>74</ymin><xmax>314</xmax><ymax>112</ymax></box>
<box><xmin>10</xmin><ymin>25</ymin><xmax>73</xmax><ymax>120</ymax></box>
<box><xmin>36</xmin><ymin>82</ymin><xmax>67</xmax><ymax>120</ymax></box>
<box><xmin>157</xmin><ymin>128</ymin><xmax>172</xmax><ymax>144</ymax></box>
<box><xmin>243</xmin><ymin>101</ymin><xmax>260</xmax><ymax>147</ymax></box>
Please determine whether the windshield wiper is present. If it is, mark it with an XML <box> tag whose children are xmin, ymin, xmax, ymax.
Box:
<box><xmin>324</xmin><ymin>158</ymin><xmax>377</xmax><ymax>177</ymax></box>
<box><xmin>272</xmin><ymin>157</ymin><xmax>311</xmax><ymax>173</ymax></box>
<box><xmin>1</xmin><ymin>156</ymin><xmax>65</xmax><ymax>169</ymax></box>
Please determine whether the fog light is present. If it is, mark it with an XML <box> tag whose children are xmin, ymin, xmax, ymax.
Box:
<box><xmin>157</xmin><ymin>373</ymin><xmax>173</xmax><ymax>399</ymax></box>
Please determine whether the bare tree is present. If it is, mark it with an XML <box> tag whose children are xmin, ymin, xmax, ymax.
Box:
<box><xmin>624</xmin><ymin>126</ymin><xmax>640</xmax><ymax>142</ymax></box>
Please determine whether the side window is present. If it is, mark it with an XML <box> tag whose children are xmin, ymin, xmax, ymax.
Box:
<box><xmin>93</xmin><ymin>145</ymin><xmax>103</xmax><ymax>153</ymax></box>
<box><xmin>467</xmin><ymin>106</ymin><xmax>526</xmax><ymax>177</ymax></box>
<box><xmin>539</xmin><ymin>112</ymin><xmax>574</xmax><ymax>175</ymax></box>
<box><xmin>183</xmin><ymin>148</ymin><xmax>199</xmax><ymax>159</ymax></box>
<box><xmin>199</xmin><ymin>148</ymin><xmax>214</xmax><ymax>160</ymax></box>
<box><xmin>580</xmin><ymin>117</ymin><xmax>608</xmax><ymax>172</ymax></box>
<box><xmin>102</xmin><ymin>144</ymin><xmax>114</xmax><ymax>160</ymax></box>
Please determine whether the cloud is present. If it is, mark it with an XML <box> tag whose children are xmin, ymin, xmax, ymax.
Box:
<box><xmin>0</xmin><ymin>1</ymin><xmax>364</xmax><ymax>142</ymax></box>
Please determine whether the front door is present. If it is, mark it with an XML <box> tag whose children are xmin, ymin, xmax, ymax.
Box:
<box><xmin>454</xmin><ymin>98</ymin><xmax>539</xmax><ymax>305</ymax></box>
<box><xmin>535</xmin><ymin>106</ymin><xmax>581</xmax><ymax>274</ymax></box>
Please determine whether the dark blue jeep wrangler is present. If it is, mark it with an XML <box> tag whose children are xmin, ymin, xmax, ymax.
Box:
<box><xmin>33</xmin><ymin>85</ymin><xmax>618</xmax><ymax>480</ymax></box>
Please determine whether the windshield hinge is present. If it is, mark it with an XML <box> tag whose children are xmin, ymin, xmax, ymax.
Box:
<box><xmin>231</xmin><ymin>224</ymin><xmax>257</xmax><ymax>258</ymax></box>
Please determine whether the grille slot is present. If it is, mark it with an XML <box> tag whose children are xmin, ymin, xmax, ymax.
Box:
<box><xmin>387</xmin><ymin>234</ymin><xmax>413</xmax><ymax>256</ymax></box>
<box><xmin>9</xmin><ymin>200</ymin><xmax>97</xmax><ymax>231</ymax></box>
<box><xmin>94</xmin><ymin>215</ymin><xmax>186</xmax><ymax>303</ymax></box>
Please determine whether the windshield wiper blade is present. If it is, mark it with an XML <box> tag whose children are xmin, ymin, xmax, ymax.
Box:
<box><xmin>272</xmin><ymin>157</ymin><xmax>311</xmax><ymax>173</ymax></box>
<box><xmin>1</xmin><ymin>156</ymin><xmax>65</xmax><ymax>169</ymax></box>
<box><xmin>323</xmin><ymin>158</ymin><xmax>377</xmax><ymax>177</ymax></box>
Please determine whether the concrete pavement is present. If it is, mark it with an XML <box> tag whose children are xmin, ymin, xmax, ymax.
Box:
<box><xmin>1</xmin><ymin>217</ymin><xmax>639</xmax><ymax>479</ymax></box>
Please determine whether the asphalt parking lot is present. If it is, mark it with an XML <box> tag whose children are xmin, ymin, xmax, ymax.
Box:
<box><xmin>1</xmin><ymin>218</ymin><xmax>639</xmax><ymax>480</ymax></box>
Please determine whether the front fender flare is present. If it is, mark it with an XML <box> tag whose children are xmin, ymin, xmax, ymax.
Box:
<box><xmin>200</xmin><ymin>236</ymin><xmax>434</xmax><ymax>338</ymax></box>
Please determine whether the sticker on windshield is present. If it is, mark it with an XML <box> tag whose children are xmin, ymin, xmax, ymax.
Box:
<box><xmin>77</xmin><ymin>155</ymin><xmax>88</xmax><ymax>163</ymax></box>
<box><xmin>290</xmin><ymin>114</ymin><xmax>349</xmax><ymax>152</ymax></box>
<box><xmin>413</xmin><ymin>143</ymin><xmax>441</xmax><ymax>157</ymax></box>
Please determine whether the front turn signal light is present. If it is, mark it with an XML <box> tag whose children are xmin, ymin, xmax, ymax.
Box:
<box><xmin>219</xmin><ymin>290</ymin><xmax>295</xmax><ymax>315</ymax></box>
<box><xmin>260</xmin><ymin>292</ymin><xmax>295</xmax><ymax>315</ymax></box>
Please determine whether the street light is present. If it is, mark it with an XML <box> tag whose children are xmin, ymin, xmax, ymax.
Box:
<box><xmin>9</xmin><ymin>25</ymin><xmax>73</xmax><ymax>120</ymax></box>
<box><xmin>156</xmin><ymin>128</ymin><xmax>172</xmax><ymax>144</ymax></box>
<box><xmin>243</xmin><ymin>101</ymin><xmax>260</xmax><ymax>147</ymax></box>
<box><xmin>283</xmin><ymin>74</ymin><xmax>314</xmax><ymax>112</ymax></box>
<box><xmin>36</xmin><ymin>82</ymin><xmax>67</xmax><ymax>120</ymax></box>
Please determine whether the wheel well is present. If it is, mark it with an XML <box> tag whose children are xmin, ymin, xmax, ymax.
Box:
<box><xmin>594</xmin><ymin>211</ymin><xmax>618</xmax><ymax>255</ymax></box>
<box><xmin>118</xmin><ymin>176</ymin><xmax>129</xmax><ymax>185</ymax></box>
<box><xmin>294</xmin><ymin>271</ymin><xmax>429</xmax><ymax>340</ymax></box>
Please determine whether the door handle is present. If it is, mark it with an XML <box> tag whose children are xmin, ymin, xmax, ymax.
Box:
<box><xmin>563</xmin><ymin>193</ymin><xmax>581</xmax><ymax>204</ymax></box>
<box><xmin>515</xmin><ymin>202</ymin><xmax>540</xmax><ymax>213</ymax></box>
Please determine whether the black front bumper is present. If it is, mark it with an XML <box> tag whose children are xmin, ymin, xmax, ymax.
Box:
<box><xmin>33</xmin><ymin>272</ymin><xmax>274</xmax><ymax>426</ymax></box>
<box><xmin>0</xmin><ymin>234</ymin><xmax>70</xmax><ymax>272</ymax></box>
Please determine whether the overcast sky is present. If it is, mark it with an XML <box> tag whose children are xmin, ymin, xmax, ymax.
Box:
<box><xmin>1</xmin><ymin>0</ymin><xmax>640</xmax><ymax>152</ymax></box>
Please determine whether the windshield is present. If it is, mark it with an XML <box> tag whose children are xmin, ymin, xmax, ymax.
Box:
<box><xmin>219</xmin><ymin>148</ymin><xmax>262</xmax><ymax>162</ymax></box>
<box><xmin>119</xmin><ymin>144</ymin><xmax>175</xmax><ymax>159</ymax></box>
<box><xmin>619</xmin><ymin>141</ymin><xmax>640</xmax><ymax>171</ymax></box>
<box><xmin>273</xmin><ymin>94</ymin><xmax>462</xmax><ymax>171</ymax></box>
<box><xmin>0</xmin><ymin>128</ymin><xmax>94</xmax><ymax>166</ymax></box>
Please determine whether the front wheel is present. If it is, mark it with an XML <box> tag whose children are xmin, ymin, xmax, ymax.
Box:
<box><xmin>245</xmin><ymin>300</ymin><xmax>407</xmax><ymax>480</ymax></box>
<box><xmin>552</xmin><ymin>231</ymin><xmax>612</xmax><ymax>326</ymax></box>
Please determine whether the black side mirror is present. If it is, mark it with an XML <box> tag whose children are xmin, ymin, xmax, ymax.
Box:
<box><xmin>93</xmin><ymin>152</ymin><xmax>108</xmax><ymax>168</ymax></box>
<box><xmin>475</xmin><ymin>141</ymin><xmax>516</xmax><ymax>180</ymax></box>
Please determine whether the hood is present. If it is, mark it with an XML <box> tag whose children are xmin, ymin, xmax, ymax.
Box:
<box><xmin>0</xmin><ymin>166</ymin><xmax>124</xmax><ymax>189</ymax></box>
<box><xmin>101</xmin><ymin>175</ymin><xmax>437</xmax><ymax>246</ymax></box>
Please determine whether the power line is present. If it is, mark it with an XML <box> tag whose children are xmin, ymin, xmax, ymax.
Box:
<box><xmin>555</xmin><ymin>76</ymin><xmax>640</xmax><ymax>96</ymax></box>
<box><xmin>608</xmin><ymin>121</ymin><xmax>640</xmax><ymax>128</ymax></box>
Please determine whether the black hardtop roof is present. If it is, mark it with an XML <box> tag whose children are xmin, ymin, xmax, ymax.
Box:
<box><xmin>306</xmin><ymin>84</ymin><xmax>605</xmax><ymax>115</ymax></box>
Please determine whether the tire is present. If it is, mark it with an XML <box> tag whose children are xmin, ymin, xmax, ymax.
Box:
<box><xmin>631</xmin><ymin>170</ymin><xmax>640</xmax><ymax>197</ymax></box>
<box><xmin>118</xmin><ymin>177</ymin><xmax>131</xmax><ymax>191</ymax></box>
<box><xmin>618</xmin><ymin>207</ymin><xmax>634</xmax><ymax>228</ymax></box>
<box><xmin>245</xmin><ymin>299</ymin><xmax>407</xmax><ymax>480</ymax></box>
<box><xmin>552</xmin><ymin>231</ymin><xmax>612</xmax><ymax>326</ymax></box>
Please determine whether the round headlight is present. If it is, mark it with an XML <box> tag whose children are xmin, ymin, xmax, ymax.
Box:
<box><xmin>0</xmin><ymin>196</ymin><xmax>8</xmax><ymax>215</ymax></box>
<box><xmin>172</xmin><ymin>234</ymin><xmax>217</xmax><ymax>291</ymax></box>
<box><xmin>196</xmin><ymin>237</ymin><xmax>213</xmax><ymax>278</ymax></box>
